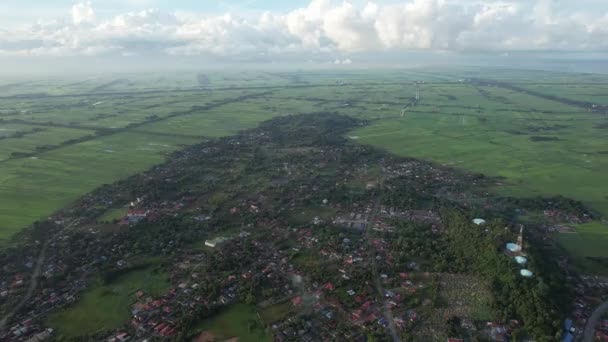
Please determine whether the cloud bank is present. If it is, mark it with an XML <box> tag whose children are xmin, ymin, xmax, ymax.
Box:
<box><xmin>0</xmin><ymin>0</ymin><xmax>606</xmax><ymax>61</ymax></box>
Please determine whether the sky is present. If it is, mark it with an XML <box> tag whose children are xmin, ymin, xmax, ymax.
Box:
<box><xmin>0</xmin><ymin>0</ymin><xmax>607</xmax><ymax>72</ymax></box>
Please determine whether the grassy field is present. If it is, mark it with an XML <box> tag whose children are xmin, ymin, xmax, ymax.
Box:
<box><xmin>260</xmin><ymin>301</ymin><xmax>293</xmax><ymax>323</ymax></box>
<box><xmin>0</xmin><ymin>69</ymin><xmax>607</xmax><ymax>252</ymax></box>
<box><xmin>0</xmin><ymin>131</ymin><xmax>200</xmax><ymax>240</ymax></box>
<box><xmin>352</xmin><ymin>111</ymin><xmax>608</xmax><ymax>215</ymax></box>
<box><xmin>438</xmin><ymin>274</ymin><xmax>494</xmax><ymax>321</ymax></box>
<box><xmin>0</xmin><ymin>126</ymin><xmax>94</xmax><ymax>161</ymax></box>
<box><xmin>194</xmin><ymin>304</ymin><xmax>269</xmax><ymax>342</ymax></box>
<box><xmin>97</xmin><ymin>207</ymin><xmax>127</xmax><ymax>223</ymax></box>
<box><xmin>554</xmin><ymin>222</ymin><xmax>608</xmax><ymax>274</ymax></box>
<box><xmin>48</xmin><ymin>264</ymin><xmax>169</xmax><ymax>338</ymax></box>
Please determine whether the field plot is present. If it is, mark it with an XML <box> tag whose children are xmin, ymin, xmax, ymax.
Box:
<box><xmin>554</xmin><ymin>222</ymin><xmax>608</xmax><ymax>274</ymax></box>
<box><xmin>474</xmin><ymin>84</ymin><xmax>587</xmax><ymax>113</ymax></box>
<box><xmin>0</xmin><ymin>81</ymin><xmax>281</xmax><ymax>241</ymax></box>
<box><xmin>0</xmin><ymin>69</ymin><xmax>607</xmax><ymax>247</ymax></box>
<box><xmin>0</xmin><ymin>91</ymin><xmax>231</xmax><ymax>128</ymax></box>
<box><xmin>97</xmin><ymin>207</ymin><xmax>128</xmax><ymax>223</ymax></box>
<box><xmin>0</xmin><ymin>127</ymin><xmax>93</xmax><ymax>161</ymax></box>
<box><xmin>0</xmin><ymin>131</ymin><xmax>199</xmax><ymax>239</ymax></box>
<box><xmin>135</xmin><ymin>96</ymin><xmax>318</xmax><ymax>138</ymax></box>
<box><xmin>192</xmin><ymin>304</ymin><xmax>269</xmax><ymax>342</ymax></box>
<box><xmin>259</xmin><ymin>301</ymin><xmax>293</xmax><ymax>323</ymax></box>
<box><xmin>352</xmin><ymin>82</ymin><xmax>608</xmax><ymax>216</ymax></box>
<box><xmin>48</xmin><ymin>264</ymin><xmax>169</xmax><ymax>338</ymax></box>
<box><xmin>438</xmin><ymin>274</ymin><xmax>493</xmax><ymax>321</ymax></box>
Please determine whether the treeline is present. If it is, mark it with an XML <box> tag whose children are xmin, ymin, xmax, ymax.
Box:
<box><xmin>504</xmin><ymin>195</ymin><xmax>594</xmax><ymax>218</ymax></box>
<box><xmin>390</xmin><ymin>208</ymin><xmax>568</xmax><ymax>340</ymax></box>
<box><xmin>257</xmin><ymin>112</ymin><xmax>363</xmax><ymax>147</ymax></box>
<box><xmin>442</xmin><ymin>210</ymin><xmax>568</xmax><ymax>341</ymax></box>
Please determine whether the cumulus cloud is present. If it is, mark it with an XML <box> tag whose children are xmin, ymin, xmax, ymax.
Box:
<box><xmin>333</xmin><ymin>58</ymin><xmax>353</xmax><ymax>64</ymax></box>
<box><xmin>0</xmin><ymin>0</ymin><xmax>606</xmax><ymax>60</ymax></box>
<box><xmin>71</xmin><ymin>1</ymin><xmax>96</xmax><ymax>25</ymax></box>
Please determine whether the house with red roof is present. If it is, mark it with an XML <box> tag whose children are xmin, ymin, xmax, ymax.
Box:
<box><xmin>291</xmin><ymin>296</ymin><xmax>303</xmax><ymax>306</ymax></box>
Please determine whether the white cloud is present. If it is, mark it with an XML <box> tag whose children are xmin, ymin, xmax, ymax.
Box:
<box><xmin>333</xmin><ymin>58</ymin><xmax>353</xmax><ymax>65</ymax></box>
<box><xmin>71</xmin><ymin>1</ymin><xmax>96</xmax><ymax>25</ymax></box>
<box><xmin>0</xmin><ymin>0</ymin><xmax>606</xmax><ymax>60</ymax></box>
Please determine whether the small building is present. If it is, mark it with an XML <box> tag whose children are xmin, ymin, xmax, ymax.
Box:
<box><xmin>127</xmin><ymin>209</ymin><xmax>148</xmax><ymax>224</ymax></box>
<box><xmin>205</xmin><ymin>237</ymin><xmax>229</xmax><ymax>248</ymax></box>
<box><xmin>520</xmin><ymin>269</ymin><xmax>534</xmax><ymax>277</ymax></box>
<box><xmin>473</xmin><ymin>218</ymin><xmax>486</xmax><ymax>225</ymax></box>
<box><xmin>291</xmin><ymin>296</ymin><xmax>303</xmax><ymax>306</ymax></box>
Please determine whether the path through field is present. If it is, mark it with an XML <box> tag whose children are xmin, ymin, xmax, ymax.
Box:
<box><xmin>0</xmin><ymin>219</ymin><xmax>79</xmax><ymax>331</ymax></box>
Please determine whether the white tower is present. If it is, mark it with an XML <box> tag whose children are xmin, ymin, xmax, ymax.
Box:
<box><xmin>516</xmin><ymin>225</ymin><xmax>524</xmax><ymax>250</ymax></box>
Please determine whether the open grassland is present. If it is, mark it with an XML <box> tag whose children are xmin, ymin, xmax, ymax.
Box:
<box><xmin>0</xmin><ymin>84</ymin><xmax>274</xmax><ymax>242</ymax></box>
<box><xmin>0</xmin><ymin>69</ymin><xmax>607</xmax><ymax>248</ymax></box>
<box><xmin>0</xmin><ymin>131</ymin><xmax>200</xmax><ymax>240</ymax></box>
<box><xmin>48</xmin><ymin>264</ymin><xmax>169</xmax><ymax>338</ymax></box>
<box><xmin>134</xmin><ymin>97</ymin><xmax>303</xmax><ymax>137</ymax></box>
<box><xmin>516</xmin><ymin>83</ymin><xmax>608</xmax><ymax>106</ymax></box>
<box><xmin>97</xmin><ymin>207</ymin><xmax>127</xmax><ymax>223</ymax></box>
<box><xmin>352</xmin><ymin>111</ymin><xmax>608</xmax><ymax>215</ymax></box>
<box><xmin>350</xmin><ymin>82</ymin><xmax>608</xmax><ymax>217</ymax></box>
<box><xmin>0</xmin><ymin>91</ymin><xmax>237</xmax><ymax>128</ymax></box>
<box><xmin>438</xmin><ymin>274</ymin><xmax>493</xmax><ymax>321</ymax></box>
<box><xmin>555</xmin><ymin>222</ymin><xmax>608</xmax><ymax>258</ymax></box>
<box><xmin>554</xmin><ymin>222</ymin><xmax>608</xmax><ymax>274</ymax></box>
<box><xmin>0</xmin><ymin>126</ymin><xmax>93</xmax><ymax>161</ymax></box>
<box><xmin>193</xmin><ymin>304</ymin><xmax>269</xmax><ymax>342</ymax></box>
<box><xmin>260</xmin><ymin>301</ymin><xmax>293</xmax><ymax>323</ymax></box>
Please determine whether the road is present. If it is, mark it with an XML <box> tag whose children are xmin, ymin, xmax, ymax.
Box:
<box><xmin>583</xmin><ymin>300</ymin><xmax>608</xmax><ymax>342</ymax></box>
<box><xmin>0</xmin><ymin>240</ymin><xmax>50</xmax><ymax>331</ymax></box>
<box><xmin>0</xmin><ymin>219</ymin><xmax>79</xmax><ymax>332</ymax></box>
<box><xmin>366</xmin><ymin>160</ymin><xmax>400</xmax><ymax>342</ymax></box>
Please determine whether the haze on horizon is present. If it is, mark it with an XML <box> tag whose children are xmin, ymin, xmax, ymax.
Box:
<box><xmin>1</xmin><ymin>0</ymin><xmax>607</xmax><ymax>75</ymax></box>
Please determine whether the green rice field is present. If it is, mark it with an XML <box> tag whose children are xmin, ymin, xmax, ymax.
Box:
<box><xmin>193</xmin><ymin>304</ymin><xmax>269</xmax><ymax>342</ymax></box>
<box><xmin>0</xmin><ymin>69</ymin><xmax>607</xmax><ymax>263</ymax></box>
<box><xmin>47</xmin><ymin>264</ymin><xmax>169</xmax><ymax>337</ymax></box>
<box><xmin>554</xmin><ymin>222</ymin><xmax>608</xmax><ymax>274</ymax></box>
<box><xmin>97</xmin><ymin>207</ymin><xmax>128</xmax><ymax>223</ymax></box>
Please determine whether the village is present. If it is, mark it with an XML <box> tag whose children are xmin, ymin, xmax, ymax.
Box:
<box><xmin>0</xmin><ymin>113</ymin><xmax>599</xmax><ymax>342</ymax></box>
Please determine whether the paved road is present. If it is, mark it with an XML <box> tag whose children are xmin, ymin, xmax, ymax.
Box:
<box><xmin>0</xmin><ymin>240</ymin><xmax>50</xmax><ymax>331</ymax></box>
<box><xmin>366</xmin><ymin>160</ymin><xmax>400</xmax><ymax>342</ymax></box>
<box><xmin>583</xmin><ymin>300</ymin><xmax>608</xmax><ymax>342</ymax></box>
<box><xmin>0</xmin><ymin>219</ymin><xmax>79</xmax><ymax>332</ymax></box>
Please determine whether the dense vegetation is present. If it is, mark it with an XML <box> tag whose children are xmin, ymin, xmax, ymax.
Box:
<box><xmin>0</xmin><ymin>111</ymin><xmax>587</xmax><ymax>341</ymax></box>
<box><xmin>1</xmin><ymin>69</ymin><xmax>607</xmax><ymax>244</ymax></box>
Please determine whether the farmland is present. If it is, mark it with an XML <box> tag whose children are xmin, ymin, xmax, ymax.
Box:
<box><xmin>0</xmin><ymin>69</ymin><xmax>607</xmax><ymax>261</ymax></box>
<box><xmin>47</xmin><ymin>264</ymin><xmax>169</xmax><ymax>338</ymax></box>
<box><xmin>554</xmin><ymin>222</ymin><xmax>608</xmax><ymax>274</ymax></box>
<box><xmin>0</xmin><ymin>104</ymin><xmax>594</xmax><ymax>341</ymax></box>
<box><xmin>191</xmin><ymin>304</ymin><xmax>269</xmax><ymax>342</ymax></box>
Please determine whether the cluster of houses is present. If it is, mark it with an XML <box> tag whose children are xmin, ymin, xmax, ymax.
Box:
<box><xmin>595</xmin><ymin>318</ymin><xmax>608</xmax><ymax>341</ymax></box>
<box><xmin>1</xmin><ymin>115</ymin><xmax>598</xmax><ymax>342</ymax></box>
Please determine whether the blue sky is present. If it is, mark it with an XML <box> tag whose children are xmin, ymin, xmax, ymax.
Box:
<box><xmin>2</xmin><ymin>0</ymin><xmax>311</xmax><ymax>18</ymax></box>
<box><xmin>0</xmin><ymin>0</ymin><xmax>315</xmax><ymax>26</ymax></box>
<box><xmin>2</xmin><ymin>0</ymin><xmax>606</xmax><ymax>25</ymax></box>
